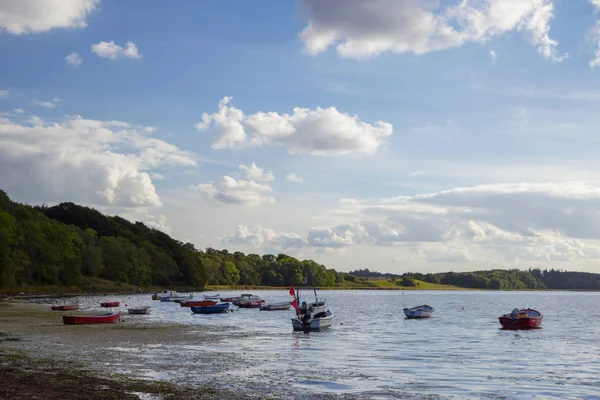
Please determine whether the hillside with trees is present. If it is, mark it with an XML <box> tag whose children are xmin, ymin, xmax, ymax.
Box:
<box><xmin>0</xmin><ymin>190</ymin><xmax>343</xmax><ymax>290</ymax></box>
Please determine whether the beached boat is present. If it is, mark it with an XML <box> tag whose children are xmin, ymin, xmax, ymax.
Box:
<box><xmin>51</xmin><ymin>304</ymin><xmax>79</xmax><ymax>311</ymax></box>
<box><xmin>237</xmin><ymin>294</ymin><xmax>265</xmax><ymax>308</ymax></box>
<box><xmin>203</xmin><ymin>293</ymin><xmax>221</xmax><ymax>300</ymax></box>
<box><xmin>499</xmin><ymin>308</ymin><xmax>543</xmax><ymax>329</ymax></box>
<box><xmin>259</xmin><ymin>301</ymin><xmax>291</xmax><ymax>311</ymax></box>
<box><xmin>291</xmin><ymin>283</ymin><xmax>334</xmax><ymax>332</ymax></box>
<box><xmin>159</xmin><ymin>294</ymin><xmax>193</xmax><ymax>302</ymax></box>
<box><xmin>403</xmin><ymin>305</ymin><xmax>435</xmax><ymax>319</ymax></box>
<box><xmin>190</xmin><ymin>303</ymin><xmax>232</xmax><ymax>314</ymax></box>
<box><xmin>179</xmin><ymin>300</ymin><xmax>217</xmax><ymax>307</ymax></box>
<box><xmin>100</xmin><ymin>301</ymin><xmax>120</xmax><ymax>308</ymax></box>
<box><xmin>62</xmin><ymin>312</ymin><xmax>120</xmax><ymax>325</ymax></box>
<box><xmin>127</xmin><ymin>306</ymin><xmax>151</xmax><ymax>315</ymax></box>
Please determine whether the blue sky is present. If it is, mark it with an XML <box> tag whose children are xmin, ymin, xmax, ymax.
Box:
<box><xmin>3</xmin><ymin>0</ymin><xmax>600</xmax><ymax>273</ymax></box>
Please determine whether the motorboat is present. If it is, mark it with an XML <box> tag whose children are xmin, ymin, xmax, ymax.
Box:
<box><xmin>403</xmin><ymin>304</ymin><xmax>435</xmax><ymax>319</ymax></box>
<box><xmin>236</xmin><ymin>294</ymin><xmax>265</xmax><ymax>308</ymax></box>
<box><xmin>291</xmin><ymin>298</ymin><xmax>334</xmax><ymax>332</ymax></box>
<box><xmin>499</xmin><ymin>308</ymin><xmax>543</xmax><ymax>329</ymax></box>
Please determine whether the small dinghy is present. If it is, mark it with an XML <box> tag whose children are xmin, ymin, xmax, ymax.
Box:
<box><xmin>179</xmin><ymin>300</ymin><xmax>217</xmax><ymax>307</ymax></box>
<box><xmin>63</xmin><ymin>312</ymin><xmax>120</xmax><ymax>325</ymax></box>
<box><xmin>190</xmin><ymin>302</ymin><xmax>232</xmax><ymax>314</ymax></box>
<box><xmin>203</xmin><ymin>293</ymin><xmax>221</xmax><ymax>300</ymax></box>
<box><xmin>499</xmin><ymin>308</ymin><xmax>543</xmax><ymax>329</ymax></box>
<box><xmin>403</xmin><ymin>305</ymin><xmax>435</xmax><ymax>319</ymax></box>
<box><xmin>127</xmin><ymin>306</ymin><xmax>151</xmax><ymax>315</ymax></box>
<box><xmin>100</xmin><ymin>301</ymin><xmax>120</xmax><ymax>308</ymax></box>
<box><xmin>259</xmin><ymin>301</ymin><xmax>291</xmax><ymax>311</ymax></box>
<box><xmin>51</xmin><ymin>304</ymin><xmax>79</xmax><ymax>311</ymax></box>
<box><xmin>159</xmin><ymin>294</ymin><xmax>193</xmax><ymax>302</ymax></box>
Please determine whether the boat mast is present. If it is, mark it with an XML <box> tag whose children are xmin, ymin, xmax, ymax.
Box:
<box><xmin>308</xmin><ymin>269</ymin><xmax>318</xmax><ymax>303</ymax></box>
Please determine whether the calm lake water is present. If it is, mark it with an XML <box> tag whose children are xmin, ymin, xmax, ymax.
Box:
<box><xmin>40</xmin><ymin>290</ymin><xmax>600</xmax><ymax>399</ymax></box>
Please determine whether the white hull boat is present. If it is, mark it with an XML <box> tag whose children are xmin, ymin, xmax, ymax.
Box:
<box><xmin>292</xmin><ymin>310</ymin><xmax>334</xmax><ymax>332</ymax></box>
<box><xmin>403</xmin><ymin>304</ymin><xmax>435</xmax><ymax>319</ymax></box>
<box><xmin>203</xmin><ymin>293</ymin><xmax>221</xmax><ymax>300</ymax></box>
<box><xmin>259</xmin><ymin>301</ymin><xmax>291</xmax><ymax>311</ymax></box>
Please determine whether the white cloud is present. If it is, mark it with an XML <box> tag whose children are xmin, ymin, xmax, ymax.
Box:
<box><xmin>0</xmin><ymin>115</ymin><xmax>196</xmax><ymax>208</ymax></box>
<box><xmin>196</xmin><ymin>96</ymin><xmax>393</xmax><ymax>156</ymax></box>
<box><xmin>65</xmin><ymin>52</ymin><xmax>83</xmax><ymax>67</ymax></box>
<box><xmin>192</xmin><ymin>176</ymin><xmax>274</xmax><ymax>206</ymax></box>
<box><xmin>239</xmin><ymin>163</ymin><xmax>274</xmax><ymax>182</ymax></box>
<box><xmin>589</xmin><ymin>1</ymin><xmax>600</xmax><ymax>68</ymax></box>
<box><xmin>32</xmin><ymin>98</ymin><xmax>60</xmax><ymax>108</ymax></box>
<box><xmin>299</xmin><ymin>0</ymin><xmax>565</xmax><ymax>61</ymax></box>
<box><xmin>489</xmin><ymin>48</ymin><xmax>497</xmax><ymax>64</ymax></box>
<box><xmin>13</xmin><ymin>108</ymin><xmax>25</xmax><ymax>114</ymax></box>
<box><xmin>286</xmin><ymin>173</ymin><xmax>303</xmax><ymax>183</ymax></box>
<box><xmin>221</xmin><ymin>225</ymin><xmax>305</xmax><ymax>249</ymax></box>
<box><xmin>0</xmin><ymin>0</ymin><xmax>99</xmax><ymax>35</ymax></box>
<box><xmin>144</xmin><ymin>214</ymin><xmax>172</xmax><ymax>234</ymax></box>
<box><xmin>0</xmin><ymin>90</ymin><xmax>8</xmax><ymax>99</ymax></box>
<box><xmin>91</xmin><ymin>40</ymin><xmax>142</xmax><ymax>60</ymax></box>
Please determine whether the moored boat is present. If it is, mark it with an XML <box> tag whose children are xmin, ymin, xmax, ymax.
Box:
<box><xmin>403</xmin><ymin>305</ymin><xmax>435</xmax><ymax>319</ymax></box>
<box><xmin>259</xmin><ymin>301</ymin><xmax>291</xmax><ymax>311</ymax></box>
<box><xmin>190</xmin><ymin>302</ymin><xmax>232</xmax><ymax>314</ymax></box>
<box><xmin>100</xmin><ymin>301</ymin><xmax>120</xmax><ymax>308</ymax></box>
<box><xmin>127</xmin><ymin>306</ymin><xmax>151</xmax><ymax>315</ymax></box>
<box><xmin>237</xmin><ymin>293</ymin><xmax>265</xmax><ymax>308</ymax></box>
<box><xmin>221</xmin><ymin>296</ymin><xmax>240</xmax><ymax>303</ymax></box>
<box><xmin>159</xmin><ymin>294</ymin><xmax>193</xmax><ymax>302</ymax></box>
<box><xmin>152</xmin><ymin>290</ymin><xmax>192</xmax><ymax>301</ymax></box>
<box><xmin>179</xmin><ymin>300</ymin><xmax>217</xmax><ymax>307</ymax></box>
<box><xmin>203</xmin><ymin>293</ymin><xmax>221</xmax><ymax>300</ymax></box>
<box><xmin>499</xmin><ymin>308</ymin><xmax>543</xmax><ymax>329</ymax></box>
<box><xmin>62</xmin><ymin>312</ymin><xmax>120</xmax><ymax>325</ymax></box>
<box><xmin>291</xmin><ymin>283</ymin><xmax>334</xmax><ymax>332</ymax></box>
<box><xmin>51</xmin><ymin>304</ymin><xmax>79</xmax><ymax>311</ymax></box>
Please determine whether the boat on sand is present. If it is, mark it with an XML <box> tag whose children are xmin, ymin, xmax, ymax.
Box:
<box><xmin>63</xmin><ymin>312</ymin><xmax>120</xmax><ymax>325</ymax></box>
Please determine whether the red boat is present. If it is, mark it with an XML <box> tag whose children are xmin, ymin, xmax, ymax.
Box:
<box><xmin>179</xmin><ymin>300</ymin><xmax>217</xmax><ymax>307</ymax></box>
<box><xmin>62</xmin><ymin>312</ymin><xmax>120</xmax><ymax>325</ymax></box>
<box><xmin>237</xmin><ymin>293</ymin><xmax>265</xmax><ymax>308</ymax></box>
<box><xmin>100</xmin><ymin>301</ymin><xmax>120</xmax><ymax>308</ymax></box>
<box><xmin>499</xmin><ymin>308</ymin><xmax>543</xmax><ymax>329</ymax></box>
<box><xmin>51</xmin><ymin>304</ymin><xmax>79</xmax><ymax>311</ymax></box>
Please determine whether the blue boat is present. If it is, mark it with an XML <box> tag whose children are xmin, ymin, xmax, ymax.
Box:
<box><xmin>190</xmin><ymin>303</ymin><xmax>232</xmax><ymax>314</ymax></box>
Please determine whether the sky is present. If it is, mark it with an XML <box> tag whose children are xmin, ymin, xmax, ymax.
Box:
<box><xmin>3</xmin><ymin>0</ymin><xmax>600</xmax><ymax>274</ymax></box>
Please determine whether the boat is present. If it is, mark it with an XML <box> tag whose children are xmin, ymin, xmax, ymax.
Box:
<box><xmin>159</xmin><ymin>294</ymin><xmax>194</xmax><ymax>302</ymax></box>
<box><xmin>499</xmin><ymin>308</ymin><xmax>543</xmax><ymax>329</ymax></box>
<box><xmin>100</xmin><ymin>301</ymin><xmax>120</xmax><ymax>308</ymax></box>
<box><xmin>190</xmin><ymin>303</ymin><xmax>232</xmax><ymax>314</ymax></box>
<box><xmin>62</xmin><ymin>312</ymin><xmax>120</xmax><ymax>325</ymax></box>
<box><xmin>221</xmin><ymin>296</ymin><xmax>240</xmax><ymax>303</ymax></box>
<box><xmin>237</xmin><ymin>293</ymin><xmax>265</xmax><ymax>308</ymax></box>
<box><xmin>403</xmin><ymin>305</ymin><xmax>435</xmax><ymax>319</ymax></box>
<box><xmin>51</xmin><ymin>304</ymin><xmax>79</xmax><ymax>311</ymax></box>
<box><xmin>259</xmin><ymin>301</ymin><xmax>291</xmax><ymax>311</ymax></box>
<box><xmin>152</xmin><ymin>290</ymin><xmax>192</xmax><ymax>301</ymax></box>
<box><xmin>179</xmin><ymin>300</ymin><xmax>217</xmax><ymax>307</ymax></box>
<box><xmin>127</xmin><ymin>306</ymin><xmax>151</xmax><ymax>315</ymax></box>
<box><xmin>291</xmin><ymin>284</ymin><xmax>334</xmax><ymax>332</ymax></box>
<box><xmin>203</xmin><ymin>293</ymin><xmax>221</xmax><ymax>300</ymax></box>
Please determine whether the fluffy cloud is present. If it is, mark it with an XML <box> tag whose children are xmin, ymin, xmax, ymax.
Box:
<box><xmin>221</xmin><ymin>225</ymin><xmax>305</xmax><ymax>249</ymax></box>
<box><xmin>286</xmin><ymin>173</ymin><xmax>303</xmax><ymax>183</ymax></box>
<box><xmin>0</xmin><ymin>0</ymin><xmax>99</xmax><ymax>35</ymax></box>
<box><xmin>0</xmin><ymin>114</ymin><xmax>195</xmax><ymax>208</ymax></box>
<box><xmin>65</xmin><ymin>52</ymin><xmax>83</xmax><ymax>67</ymax></box>
<box><xmin>91</xmin><ymin>40</ymin><xmax>142</xmax><ymax>60</ymax></box>
<box><xmin>299</xmin><ymin>0</ymin><xmax>565</xmax><ymax>61</ymax></box>
<box><xmin>196</xmin><ymin>96</ymin><xmax>393</xmax><ymax>156</ymax></box>
<box><xmin>32</xmin><ymin>98</ymin><xmax>60</xmax><ymax>108</ymax></box>
<box><xmin>239</xmin><ymin>163</ymin><xmax>274</xmax><ymax>182</ymax></box>
<box><xmin>192</xmin><ymin>176</ymin><xmax>274</xmax><ymax>206</ymax></box>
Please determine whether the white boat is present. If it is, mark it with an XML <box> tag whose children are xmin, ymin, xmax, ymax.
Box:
<box><xmin>127</xmin><ymin>306</ymin><xmax>151</xmax><ymax>315</ymax></box>
<box><xmin>152</xmin><ymin>290</ymin><xmax>192</xmax><ymax>301</ymax></box>
<box><xmin>203</xmin><ymin>293</ymin><xmax>221</xmax><ymax>300</ymax></box>
<box><xmin>259</xmin><ymin>301</ymin><xmax>291</xmax><ymax>311</ymax></box>
<box><xmin>403</xmin><ymin>304</ymin><xmax>435</xmax><ymax>319</ymax></box>
<box><xmin>292</xmin><ymin>296</ymin><xmax>334</xmax><ymax>332</ymax></box>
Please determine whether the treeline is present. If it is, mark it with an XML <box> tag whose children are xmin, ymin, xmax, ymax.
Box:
<box><xmin>402</xmin><ymin>269</ymin><xmax>600</xmax><ymax>290</ymax></box>
<box><xmin>0</xmin><ymin>190</ymin><xmax>343</xmax><ymax>289</ymax></box>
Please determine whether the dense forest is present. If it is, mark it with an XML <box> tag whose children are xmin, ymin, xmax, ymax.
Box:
<box><xmin>2</xmin><ymin>189</ymin><xmax>600</xmax><ymax>291</ymax></box>
<box><xmin>0</xmin><ymin>190</ymin><xmax>343</xmax><ymax>289</ymax></box>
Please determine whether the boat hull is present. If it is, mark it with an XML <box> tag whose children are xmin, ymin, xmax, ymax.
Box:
<box><xmin>179</xmin><ymin>300</ymin><xmax>217</xmax><ymax>307</ymax></box>
<box><xmin>403</xmin><ymin>305</ymin><xmax>435</xmax><ymax>319</ymax></box>
<box><xmin>51</xmin><ymin>304</ymin><xmax>79</xmax><ymax>311</ymax></box>
<box><xmin>190</xmin><ymin>303</ymin><xmax>231</xmax><ymax>314</ymax></box>
<box><xmin>499</xmin><ymin>308</ymin><xmax>543</xmax><ymax>330</ymax></box>
<box><xmin>292</xmin><ymin>311</ymin><xmax>334</xmax><ymax>332</ymax></box>
<box><xmin>63</xmin><ymin>313</ymin><xmax>120</xmax><ymax>325</ymax></box>
<box><xmin>159</xmin><ymin>295</ymin><xmax>193</xmax><ymax>302</ymax></box>
<box><xmin>127</xmin><ymin>307</ymin><xmax>151</xmax><ymax>315</ymax></box>
<box><xmin>259</xmin><ymin>302</ymin><xmax>291</xmax><ymax>311</ymax></box>
<box><xmin>100</xmin><ymin>302</ymin><xmax>120</xmax><ymax>308</ymax></box>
